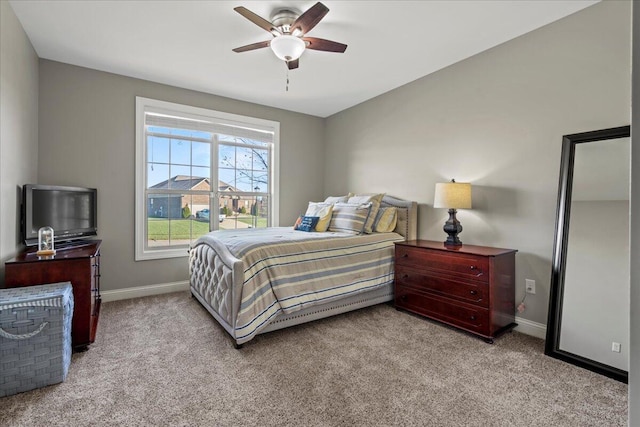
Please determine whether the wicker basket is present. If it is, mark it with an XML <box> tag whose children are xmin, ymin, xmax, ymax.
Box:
<box><xmin>0</xmin><ymin>282</ymin><xmax>74</xmax><ymax>397</ymax></box>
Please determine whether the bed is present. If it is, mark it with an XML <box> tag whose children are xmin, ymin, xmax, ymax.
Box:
<box><xmin>189</xmin><ymin>195</ymin><xmax>417</xmax><ymax>347</ymax></box>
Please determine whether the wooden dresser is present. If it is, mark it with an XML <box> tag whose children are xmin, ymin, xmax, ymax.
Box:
<box><xmin>394</xmin><ymin>240</ymin><xmax>517</xmax><ymax>343</ymax></box>
<box><xmin>4</xmin><ymin>241</ymin><xmax>101</xmax><ymax>351</ymax></box>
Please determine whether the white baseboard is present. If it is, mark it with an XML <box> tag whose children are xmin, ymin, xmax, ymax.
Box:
<box><xmin>101</xmin><ymin>282</ymin><xmax>548</xmax><ymax>340</ymax></box>
<box><xmin>101</xmin><ymin>280</ymin><xmax>189</xmax><ymax>302</ymax></box>
<box><xmin>514</xmin><ymin>316</ymin><xmax>547</xmax><ymax>339</ymax></box>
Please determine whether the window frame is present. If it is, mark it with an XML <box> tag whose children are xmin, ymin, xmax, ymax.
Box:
<box><xmin>135</xmin><ymin>97</ymin><xmax>280</xmax><ymax>261</ymax></box>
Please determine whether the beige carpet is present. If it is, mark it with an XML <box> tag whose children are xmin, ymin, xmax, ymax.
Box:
<box><xmin>0</xmin><ymin>292</ymin><xmax>627</xmax><ymax>426</ymax></box>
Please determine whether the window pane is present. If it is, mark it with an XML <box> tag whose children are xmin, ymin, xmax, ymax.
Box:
<box><xmin>216</xmin><ymin>194</ymin><xmax>268</xmax><ymax>230</ymax></box>
<box><xmin>148</xmin><ymin>163</ymin><xmax>170</xmax><ymax>189</ymax></box>
<box><xmin>169</xmin><ymin>165</ymin><xmax>191</xmax><ymax>188</ymax></box>
<box><xmin>170</xmin><ymin>139</ymin><xmax>191</xmax><ymax>165</ymax></box>
<box><xmin>191</xmin><ymin>192</ymin><xmax>210</xmax><ymax>219</ymax></box>
<box><xmin>147</xmin><ymin>193</ymin><xmax>210</xmax><ymax>247</ymax></box>
<box><xmin>192</xmin><ymin>166</ymin><xmax>210</xmax><ymax>182</ymax></box>
<box><xmin>235</xmin><ymin>146</ymin><xmax>253</xmax><ymax>169</ymax></box>
<box><xmin>251</xmin><ymin>195</ymin><xmax>269</xmax><ymax>229</ymax></box>
<box><xmin>147</xmin><ymin>193</ymin><xmax>169</xmax><ymax>247</ymax></box>
<box><xmin>219</xmin><ymin>145</ymin><xmax>235</xmax><ymax>168</ymax></box>
<box><xmin>234</xmin><ymin>170</ymin><xmax>252</xmax><ymax>191</ymax></box>
<box><xmin>148</xmin><ymin>136</ymin><xmax>170</xmax><ymax>164</ymax></box>
<box><xmin>219</xmin><ymin>168</ymin><xmax>236</xmax><ymax>189</ymax></box>
<box><xmin>253</xmin><ymin>149</ymin><xmax>269</xmax><ymax>171</ymax></box>
<box><xmin>192</xmin><ymin>141</ymin><xmax>210</xmax><ymax>167</ymax></box>
<box><xmin>253</xmin><ymin>173</ymin><xmax>268</xmax><ymax>192</ymax></box>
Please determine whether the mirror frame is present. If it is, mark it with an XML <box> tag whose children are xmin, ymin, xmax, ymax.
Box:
<box><xmin>545</xmin><ymin>125</ymin><xmax>630</xmax><ymax>383</ymax></box>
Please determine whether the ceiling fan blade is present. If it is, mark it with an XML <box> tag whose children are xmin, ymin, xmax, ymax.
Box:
<box><xmin>287</xmin><ymin>59</ymin><xmax>299</xmax><ymax>70</ymax></box>
<box><xmin>234</xmin><ymin>6</ymin><xmax>281</xmax><ymax>35</ymax></box>
<box><xmin>302</xmin><ymin>37</ymin><xmax>347</xmax><ymax>53</ymax></box>
<box><xmin>291</xmin><ymin>2</ymin><xmax>329</xmax><ymax>35</ymax></box>
<box><xmin>232</xmin><ymin>40</ymin><xmax>271</xmax><ymax>53</ymax></box>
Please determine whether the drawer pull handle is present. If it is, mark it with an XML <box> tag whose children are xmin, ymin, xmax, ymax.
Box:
<box><xmin>470</xmin><ymin>266</ymin><xmax>477</xmax><ymax>270</ymax></box>
<box><xmin>470</xmin><ymin>290</ymin><xmax>477</xmax><ymax>295</ymax></box>
<box><xmin>402</xmin><ymin>274</ymin><xmax>409</xmax><ymax>279</ymax></box>
<box><xmin>402</xmin><ymin>253</ymin><xmax>408</xmax><ymax>258</ymax></box>
<box><xmin>470</xmin><ymin>315</ymin><xmax>476</xmax><ymax>321</ymax></box>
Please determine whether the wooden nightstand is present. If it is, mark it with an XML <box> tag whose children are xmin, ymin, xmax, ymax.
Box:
<box><xmin>394</xmin><ymin>240</ymin><xmax>517</xmax><ymax>343</ymax></box>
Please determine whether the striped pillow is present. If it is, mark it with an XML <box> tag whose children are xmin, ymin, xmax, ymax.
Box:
<box><xmin>327</xmin><ymin>203</ymin><xmax>371</xmax><ymax>234</ymax></box>
<box><xmin>348</xmin><ymin>193</ymin><xmax>384</xmax><ymax>234</ymax></box>
<box><xmin>373</xmin><ymin>207</ymin><xmax>397</xmax><ymax>232</ymax></box>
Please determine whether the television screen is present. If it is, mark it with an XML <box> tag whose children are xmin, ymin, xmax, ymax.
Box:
<box><xmin>23</xmin><ymin>184</ymin><xmax>97</xmax><ymax>246</ymax></box>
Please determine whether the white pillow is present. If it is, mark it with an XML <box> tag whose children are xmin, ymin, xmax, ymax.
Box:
<box><xmin>305</xmin><ymin>202</ymin><xmax>334</xmax><ymax>232</ymax></box>
<box><xmin>324</xmin><ymin>195</ymin><xmax>349</xmax><ymax>204</ymax></box>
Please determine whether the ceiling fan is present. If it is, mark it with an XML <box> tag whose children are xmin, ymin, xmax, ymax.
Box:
<box><xmin>232</xmin><ymin>2</ymin><xmax>347</xmax><ymax>70</ymax></box>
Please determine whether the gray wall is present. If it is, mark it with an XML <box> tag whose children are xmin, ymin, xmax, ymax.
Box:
<box><xmin>324</xmin><ymin>1</ymin><xmax>631</xmax><ymax>326</ymax></box>
<box><xmin>631</xmin><ymin>1</ymin><xmax>639</xmax><ymax>423</ymax></box>
<box><xmin>38</xmin><ymin>60</ymin><xmax>325</xmax><ymax>291</ymax></box>
<box><xmin>0</xmin><ymin>1</ymin><xmax>39</xmax><ymax>285</ymax></box>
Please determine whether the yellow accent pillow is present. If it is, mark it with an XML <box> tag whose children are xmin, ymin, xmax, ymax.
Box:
<box><xmin>373</xmin><ymin>207</ymin><xmax>398</xmax><ymax>232</ymax></box>
<box><xmin>305</xmin><ymin>202</ymin><xmax>334</xmax><ymax>232</ymax></box>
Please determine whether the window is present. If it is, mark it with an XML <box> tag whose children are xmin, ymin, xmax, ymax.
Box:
<box><xmin>135</xmin><ymin>97</ymin><xmax>279</xmax><ymax>260</ymax></box>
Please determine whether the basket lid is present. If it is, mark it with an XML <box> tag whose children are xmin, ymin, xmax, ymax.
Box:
<box><xmin>0</xmin><ymin>282</ymin><xmax>73</xmax><ymax>310</ymax></box>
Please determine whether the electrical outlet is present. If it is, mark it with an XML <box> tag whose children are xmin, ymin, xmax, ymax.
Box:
<box><xmin>525</xmin><ymin>279</ymin><xmax>536</xmax><ymax>294</ymax></box>
<box><xmin>612</xmin><ymin>342</ymin><xmax>621</xmax><ymax>353</ymax></box>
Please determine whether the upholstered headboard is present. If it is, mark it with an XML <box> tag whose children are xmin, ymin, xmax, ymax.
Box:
<box><xmin>380</xmin><ymin>195</ymin><xmax>417</xmax><ymax>241</ymax></box>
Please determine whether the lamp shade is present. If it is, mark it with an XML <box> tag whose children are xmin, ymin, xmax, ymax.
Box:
<box><xmin>270</xmin><ymin>35</ymin><xmax>306</xmax><ymax>61</ymax></box>
<box><xmin>434</xmin><ymin>181</ymin><xmax>472</xmax><ymax>209</ymax></box>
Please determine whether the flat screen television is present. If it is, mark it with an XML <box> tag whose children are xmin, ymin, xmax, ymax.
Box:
<box><xmin>22</xmin><ymin>184</ymin><xmax>98</xmax><ymax>246</ymax></box>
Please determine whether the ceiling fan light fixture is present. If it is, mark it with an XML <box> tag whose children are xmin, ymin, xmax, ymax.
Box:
<box><xmin>270</xmin><ymin>35</ymin><xmax>305</xmax><ymax>61</ymax></box>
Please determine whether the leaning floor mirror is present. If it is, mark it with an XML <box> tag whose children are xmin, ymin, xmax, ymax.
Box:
<box><xmin>545</xmin><ymin>125</ymin><xmax>630</xmax><ymax>383</ymax></box>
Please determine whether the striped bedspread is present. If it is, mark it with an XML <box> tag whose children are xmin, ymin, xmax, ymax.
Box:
<box><xmin>195</xmin><ymin>228</ymin><xmax>404</xmax><ymax>344</ymax></box>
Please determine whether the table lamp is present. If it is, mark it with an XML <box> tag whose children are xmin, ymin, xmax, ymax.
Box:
<box><xmin>433</xmin><ymin>179</ymin><xmax>472</xmax><ymax>246</ymax></box>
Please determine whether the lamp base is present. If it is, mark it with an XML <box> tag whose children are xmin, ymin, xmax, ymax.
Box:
<box><xmin>443</xmin><ymin>208</ymin><xmax>463</xmax><ymax>246</ymax></box>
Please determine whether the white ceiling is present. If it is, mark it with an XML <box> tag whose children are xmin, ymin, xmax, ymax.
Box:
<box><xmin>10</xmin><ymin>0</ymin><xmax>598</xmax><ymax>118</ymax></box>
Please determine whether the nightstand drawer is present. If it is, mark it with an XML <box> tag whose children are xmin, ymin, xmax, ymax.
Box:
<box><xmin>395</xmin><ymin>246</ymin><xmax>489</xmax><ymax>283</ymax></box>
<box><xmin>395</xmin><ymin>289</ymin><xmax>490</xmax><ymax>335</ymax></box>
<box><xmin>395</xmin><ymin>266</ymin><xmax>488</xmax><ymax>307</ymax></box>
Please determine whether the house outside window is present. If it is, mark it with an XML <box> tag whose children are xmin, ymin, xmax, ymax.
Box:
<box><xmin>135</xmin><ymin>97</ymin><xmax>279</xmax><ymax>260</ymax></box>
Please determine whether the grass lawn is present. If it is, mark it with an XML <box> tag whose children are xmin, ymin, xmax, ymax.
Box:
<box><xmin>148</xmin><ymin>218</ymin><xmax>209</xmax><ymax>240</ymax></box>
<box><xmin>148</xmin><ymin>216</ymin><xmax>268</xmax><ymax>242</ymax></box>
<box><xmin>237</xmin><ymin>217</ymin><xmax>268</xmax><ymax>228</ymax></box>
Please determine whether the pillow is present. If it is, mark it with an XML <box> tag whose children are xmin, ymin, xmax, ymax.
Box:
<box><xmin>327</xmin><ymin>202</ymin><xmax>371</xmax><ymax>234</ymax></box>
<box><xmin>373</xmin><ymin>207</ymin><xmax>397</xmax><ymax>233</ymax></box>
<box><xmin>305</xmin><ymin>202</ymin><xmax>334</xmax><ymax>232</ymax></box>
<box><xmin>324</xmin><ymin>195</ymin><xmax>349</xmax><ymax>204</ymax></box>
<box><xmin>293</xmin><ymin>216</ymin><xmax>303</xmax><ymax>230</ymax></box>
<box><xmin>347</xmin><ymin>193</ymin><xmax>385</xmax><ymax>234</ymax></box>
<box><xmin>294</xmin><ymin>216</ymin><xmax>320</xmax><ymax>232</ymax></box>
